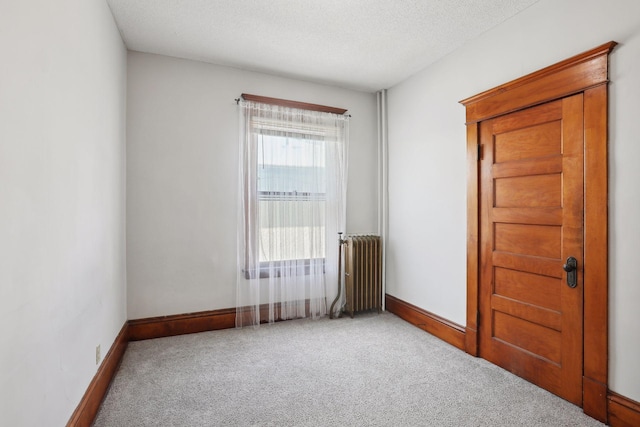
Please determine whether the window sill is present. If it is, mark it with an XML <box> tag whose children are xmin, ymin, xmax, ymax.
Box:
<box><xmin>243</xmin><ymin>258</ymin><xmax>325</xmax><ymax>279</ymax></box>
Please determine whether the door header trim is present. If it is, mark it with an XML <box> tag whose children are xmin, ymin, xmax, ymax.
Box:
<box><xmin>460</xmin><ymin>41</ymin><xmax>617</xmax><ymax>124</ymax></box>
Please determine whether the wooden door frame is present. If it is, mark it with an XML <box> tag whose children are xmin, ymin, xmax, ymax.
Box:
<box><xmin>460</xmin><ymin>41</ymin><xmax>616</xmax><ymax>423</ymax></box>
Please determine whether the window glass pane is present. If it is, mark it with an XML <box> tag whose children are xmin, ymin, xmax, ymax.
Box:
<box><xmin>259</xmin><ymin>200</ymin><xmax>325</xmax><ymax>262</ymax></box>
<box><xmin>257</xmin><ymin>134</ymin><xmax>326</xmax><ymax>194</ymax></box>
<box><xmin>256</xmin><ymin>133</ymin><xmax>326</xmax><ymax>262</ymax></box>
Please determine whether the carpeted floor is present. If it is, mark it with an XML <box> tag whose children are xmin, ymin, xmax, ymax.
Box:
<box><xmin>93</xmin><ymin>312</ymin><xmax>603</xmax><ymax>426</ymax></box>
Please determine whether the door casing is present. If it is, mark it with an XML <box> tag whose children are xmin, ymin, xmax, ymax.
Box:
<box><xmin>460</xmin><ymin>41</ymin><xmax>616</xmax><ymax>423</ymax></box>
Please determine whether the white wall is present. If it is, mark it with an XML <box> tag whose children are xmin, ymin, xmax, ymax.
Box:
<box><xmin>386</xmin><ymin>0</ymin><xmax>640</xmax><ymax>402</ymax></box>
<box><xmin>0</xmin><ymin>0</ymin><xmax>127</xmax><ymax>426</ymax></box>
<box><xmin>126</xmin><ymin>52</ymin><xmax>378</xmax><ymax>319</ymax></box>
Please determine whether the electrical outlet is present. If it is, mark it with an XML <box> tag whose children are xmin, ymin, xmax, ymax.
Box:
<box><xmin>96</xmin><ymin>344</ymin><xmax>101</xmax><ymax>365</ymax></box>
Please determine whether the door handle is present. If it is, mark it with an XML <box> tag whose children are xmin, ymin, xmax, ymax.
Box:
<box><xmin>563</xmin><ymin>256</ymin><xmax>578</xmax><ymax>288</ymax></box>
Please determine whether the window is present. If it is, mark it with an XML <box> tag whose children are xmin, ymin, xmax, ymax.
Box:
<box><xmin>236</xmin><ymin>94</ymin><xmax>349</xmax><ymax>325</ymax></box>
<box><xmin>257</xmin><ymin>132</ymin><xmax>326</xmax><ymax>265</ymax></box>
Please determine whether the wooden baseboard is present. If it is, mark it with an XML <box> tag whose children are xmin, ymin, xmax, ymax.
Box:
<box><xmin>66</xmin><ymin>322</ymin><xmax>128</xmax><ymax>427</ymax></box>
<box><xmin>127</xmin><ymin>302</ymin><xmax>311</xmax><ymax>341</ymax></box>
<box><xmin>385</xmin><ymin>294</ymin><xmax>466</xmax><ymax>350</ymax></box>
<box><xmin>128</xmin><ymin>308</ymin><xmax>237</xmax><ymax>341</ymax></box>
<box><xmin>608</xmin><ymin>391</ymin><xmax>640</xmax><ymax>427</ymax></box>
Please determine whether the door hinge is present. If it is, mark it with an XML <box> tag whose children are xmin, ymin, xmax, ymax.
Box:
<box><xmin>476</xmin><ymin>311</ymin><xmax>480</xmax><ymax>326</ymax></box>
<box><xmin>477</xmin><ymin>144</ymin><xmax>483</xmax><ymax>161</ymax></box>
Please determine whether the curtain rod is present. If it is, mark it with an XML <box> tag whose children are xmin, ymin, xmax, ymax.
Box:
<box><xmin>235</xmin><ymin>94</ymin><xmax>351</xmax><ymax>117</ymax></box>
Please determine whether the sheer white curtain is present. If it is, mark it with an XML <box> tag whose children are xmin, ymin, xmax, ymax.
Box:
<box><xmin>236</xmin><ymin>99</ymin><xmax>349</xmax><ymax>327</ymax></box>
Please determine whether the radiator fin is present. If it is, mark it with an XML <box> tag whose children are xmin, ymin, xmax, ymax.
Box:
<box><xmin>344</xmin><ymin>235</ymin><xmax>382</xmax><ymax>317</ymax></box>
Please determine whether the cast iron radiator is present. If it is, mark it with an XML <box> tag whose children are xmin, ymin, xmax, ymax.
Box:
<box><xmin>343</xmin><ymin>235</ymin><xmax>382</xmax><ymax>318</ymax></box>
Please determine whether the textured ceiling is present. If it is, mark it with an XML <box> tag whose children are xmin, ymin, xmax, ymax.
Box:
<box><xmin>106</xmin><ymin>0</ymin><xmax>540</xmax><ymax>92</ymax></box>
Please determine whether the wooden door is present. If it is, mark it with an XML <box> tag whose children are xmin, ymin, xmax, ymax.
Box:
<box><xmin>478</xmin><ymin>94</ymin><xmax>584</xmax><ymax>404</ymax></box>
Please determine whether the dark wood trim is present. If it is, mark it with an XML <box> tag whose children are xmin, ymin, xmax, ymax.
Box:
<box><xmin>128</xmin><ymin>308</ymin><xmax>236</xmax><ymax>341</ymax></box>
<box><xmin>461</xmin><ymin>42</ymin><xmax>616</xmax><ymax>423</ymax></box>
<box><xmin>385</xmin><ymin>294</ymin><xmax>465</xmax><ymax>351</ymax></box>
<box><xmin>582</xmin><ymin>82</ymin><xmax>610</xmax><ymax>421</ymax></box>
<box><xmin>465</xmin><ymin>122</ymin><xmax>479</xmax><ymax>356</ymax></box>
<box><xmin>460</xmin><ymin>41</ymin><xmax>617</xmax><ymax>123</ymax></box>
<box><xmin>608</xmin><ymin>391</ymin><xmax>640</xmax><ymax>427</ymax></box>
<box><xmin>241</xmin><ymin>93</ymin><xmax>348</xmax><ymax>115</ymax></box>
<box><xmin>128</xmin><ymin>302</ymin><xmax>313</xmax><ymax>341</ymax></box>
<box><xmin>66</xmin><ymin>322</ymin><xmax>128</xmax><ymax>427</ymax></box>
